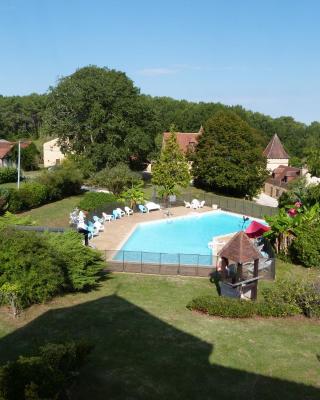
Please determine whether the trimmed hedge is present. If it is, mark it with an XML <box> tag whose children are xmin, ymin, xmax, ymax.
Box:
<box><xmin>78</xmin><ymin>191</ymin><xmax>118</xmax><ymax>212</ymax></box>
<box><xmin>8</xmin><ymin>182</ymin><xmax>48</xmax><ymax>212</ymax></box>
<box><xmin>3</xmin><ymin>162</ymin><xmax>83</xmax><ymax>213</ymax></box>
<box><xmin>0</xmin><ymin>167</ymin><xmax>17</xmax><ymax>184</ymax></box>
<box><xmin>187</xmin><ymin>295</ymin><xmax>300</xmax><ymax>318</ymax></box>
<box><xmin>0</xmin><ymin>340</ymin><xmax>93</xmax><ymax>400</ymax></box>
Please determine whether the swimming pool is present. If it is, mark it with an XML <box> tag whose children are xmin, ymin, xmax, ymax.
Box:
<box><xmin>114</xmin><ymin>211</ymin><xmax>256</xmax><ymax>266</ymax></box>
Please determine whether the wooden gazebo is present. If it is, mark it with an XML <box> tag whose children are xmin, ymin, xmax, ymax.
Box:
<box><xmin>218</xmin><ymin>231</ymin><xmax>261</xmax><ymax>300</ymax></box>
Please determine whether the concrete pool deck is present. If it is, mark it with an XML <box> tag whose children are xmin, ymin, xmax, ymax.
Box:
<box><xmin>92</xmin><ymin>206</ymin><xmax>214</xmax><ymax>250</ymax></box>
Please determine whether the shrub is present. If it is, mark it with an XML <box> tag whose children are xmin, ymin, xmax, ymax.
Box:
<box><xmin>0</xmin><ymin>167</ymin><xmax>17</xmax><ymax>184</ymax></box>
<box><xmin>0</xmin><ymin>212</ymin><xmax>34</xmax><ymax>229</ymax></box>
<box><xmin>262</xmin><ymin>279</ymin><xmax>320</xmax><ymax>318</ymax></box>
<box><xmin>187</xmin><ymin>293</ymin><xmax>303</xmax><ymax>319</ymax></box>
<box><xmin>289</xmin><ymin>226</ymin><xmax>320</xmax><ymax>268</ymax></box>
<box><xmin>0</xmin><ymin>229</ymin><xmax>64</xmax><ymax>309</ymax></box>
<box><xmin>7</xmin><ymin>182</ymin><xmax>48</xmax><ymax>212</ymax></box>
<box><xmin>0</xmin><ymin>228</ymin><xmax>104</xmax><ymax>313</ymax></box>
<box><xmin>78</xmin><ymin>191</ymin><xmax>118</xmax><ymax>212</ymax></box>
<box><xmin>0</xmin><ymin>340</ymin><xmax>93</xmax><ymax>400</ymax></box>
<box><xmin>38</xmin><ymin>160</ymin><xmax>83</xmax><ymax>201</ymax></box>
<box><xmin>255</xmin><ymin>301</ymin><xmax>299</xmax><ymax>317</ymax></box>
<box><xmin>187</xmin><ymin>295</ymin><xmax>256</xmax><ymax>318</ymax></box>
<box><xmin>46</xmin><ymin>231</ymin><xmax>104</xmax><ymax>291</ymax></box>
<box><xmin>90</xmin><ymin>162</ymin><xmax>141</xmax><ymax>195</ymax></box>
<box><xmin>0</xmin><ymin>189</ymin><xmax>10</xmax><ymax>214</ymax></box>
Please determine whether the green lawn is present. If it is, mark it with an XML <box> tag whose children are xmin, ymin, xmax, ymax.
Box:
<box><xmin>0</xmin><ymin>262</ymin><xmax>318</xmax><ymax>399</ymax></box>
<box><xmin>20</xmin><ymin>195</ymin><xmax>83</xmax><ymax>227</ymax></box>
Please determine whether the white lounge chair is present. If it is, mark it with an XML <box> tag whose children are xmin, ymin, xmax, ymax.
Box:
<box><xmin>102</xmin><ymin>212</ymin><xmax>114</xmax><ymax>222</ymax></box>
<box><xmin>116</xmin><ymin>208</ymin><xmax>126</xmax><ymax>217</ymax></box>
<box><xmin>93</xmin><ymin>220</ymin><xmax>104</xmax><ymax>232</ymax></box>
<box><xmin>124</xmin><ymin>206</ymin><xmax>133</xmax><ymax>216</ymax></box>
<box><xmin>184</xmin><ymin>201</ymin><xmax>191</xmax><ymax>208</ymax></box>
<box><xmin>191</xmin><ymin>199</ymin><xmax>200</xmax><ymax>209</ymax></box>
<box><xmin>199</xmin><ymin>200</ymin><xmax>205</xmax><ymax>208</ymax></box>
<box><xmin>145</xmin><ymin>202</ymin><xmax>161</xmax><ymax>212</ymax></box>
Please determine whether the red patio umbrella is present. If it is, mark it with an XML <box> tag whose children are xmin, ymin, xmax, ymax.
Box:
<box><xmin>245</xmin><ymin>220</ymin><xmax>270</xmax><ymax>238</ymax></box>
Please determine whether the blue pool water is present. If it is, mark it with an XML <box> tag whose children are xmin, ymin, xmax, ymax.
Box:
<box><xmin>114</xmin><ymin>211</ymin><xmax>255</xmax><ymax>266</ymax></box>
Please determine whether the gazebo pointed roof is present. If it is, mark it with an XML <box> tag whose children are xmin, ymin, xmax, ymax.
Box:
<box><xmin>263</xmin><ymin>134</ymin><xmax>289</xmax><ymax>159</ymax></box>
<box><xmin>218</xmin><ymin>231</ymin><xmax>260</xmax><ymax>264</ymax></box>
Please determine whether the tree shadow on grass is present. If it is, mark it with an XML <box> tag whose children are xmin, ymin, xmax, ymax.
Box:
<box><xmin>0</xmin><ymin>295</ymin><xmax>318</xmax><ymax>400</ymax></box>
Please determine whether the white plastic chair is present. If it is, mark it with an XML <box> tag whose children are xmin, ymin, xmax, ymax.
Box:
<box><xmin>116</xmin><ymin>208</ymin><xmax>126</xmax><ymax>217</ymax></box>
<box><xmin>199</xmin><ymin>200</ymin><xmax>205</xmax><ymax>208</ymax></box>
<box><xmin>184</xmin><ymin>201</ymin><xmax>191</xmax><ymax>208</ymax></box>
<box><xmin>102</xmin><ymin>212</ymin><xmax>114</xmax><ymax>222</ymax></box>
<box><xmin>124</xmin><ymin>206</ymin><xmax>133</xmax><ymax>216</ymax></box>
<box><xmin>191</xmin><ymin>199</ymin><xmax>200</xmax><ymax>209</ymax></box>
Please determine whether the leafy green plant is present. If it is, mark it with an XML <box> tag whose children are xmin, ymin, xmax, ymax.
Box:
<box><xmin>0</xmin><ymin>340</ymin><xmax>93</xmax><ymax>400</ymax></box>
<box><xmin>289</xmin><ymin>225</ymin><xmax>320</xmax><ymax>268</ymax></box>
<box><xmin>120</xmin><ymin>182</ymin><xmax>145</xmax><ymax>209</ymax></box>
<box><xmin>46</xmin><ymin>231</ymin><xmax>104</xmax><ymax>291</ymax></box>
<box><xmin>38</xmin><ymin>160</ymin><xmax>83</xmax><ymax>201</ymax></box>
<box><xmin>78</xmin><ymin>191</ymin><xmax>118</xmax><ymax>212</ymax></box>
<box><xmin>7</xmin><ymin>182</ymin><xmax>48</xmax><ymax>212</ymax></box>
<box><xmin>0</xmin><ymin>167</ymin><xmax>17</xmax><ymax>184</ymax></box>
<box><xmin>187</xmin><ymin>296</ymin><xmax>256</xmax><ymax>318</ymax></box>
<box><xmin>0</xmin><ymin>188</ymin><xmax>10</xmax><ymax>214</ymax></box>
<box><xmin>0</xmin><ymin>228</ymin><xmax>104</xmax><ymax>313</ymax></box>
<box><xmin>89</xmin><ymin>163</ymin><xmax>142</xmax><ymax>195</ymax></box>
<box><xmin>262</xmin><ymin>279</ymin><xmax>320</xmax><ymax>318</ymax></box>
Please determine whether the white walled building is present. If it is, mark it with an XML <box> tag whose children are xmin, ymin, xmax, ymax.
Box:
<box><xmin>43</xmin><ymin>138</ymin><xmax>65</xmax><ymax>168</ymax></box>
<box><xmin>263</xmin><ymin>134</ymin><xmax>289</xmax><ymax>172</ymax></box>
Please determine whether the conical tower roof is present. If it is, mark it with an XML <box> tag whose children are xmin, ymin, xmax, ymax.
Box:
<box><xmin>218</xmin><ymin>231</ymin><xmax>260</xmax><ymax>264</ymax></box>
<box><xmin>263</xmin><ymin>134</ymin><xmax>289</xmax><ymax>159</ymax></box>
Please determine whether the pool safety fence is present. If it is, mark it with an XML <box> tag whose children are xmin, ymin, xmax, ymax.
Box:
<box><xmin>103</xmin><ymin>249</ymin><xmax>219</xmax><ymax>277</ymax></box>
<box><xmin>102</xmin><ymin>249</ymin><xmax>275</xmax><ymax>280</ymax></box>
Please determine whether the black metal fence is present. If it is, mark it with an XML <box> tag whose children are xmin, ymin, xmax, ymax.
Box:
<box><xmin>13</xmin><ymin>225</ymin><xmax>66</xmax><ymax>233</ymax></box>
<box><xmin>172</xmin><ymin>193</ymin><xmax>278</xmax><ymax>219</ymax></box>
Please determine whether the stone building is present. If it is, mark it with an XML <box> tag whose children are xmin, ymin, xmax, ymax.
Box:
<box><xmin>43</xmin><ymin>138</ymin><xmax>65</xmax><ymax>168</ymax></box>
<box><xmin>263</xmin><ymin>134</ymin><xmax>300</xmax><ymax>199</ymax></box>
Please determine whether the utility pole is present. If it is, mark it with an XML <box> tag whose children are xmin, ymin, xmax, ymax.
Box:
<box><xmin>17</xmin><ymin>140</ymin><xmax>21</xmax><ymax>189</ymax></box>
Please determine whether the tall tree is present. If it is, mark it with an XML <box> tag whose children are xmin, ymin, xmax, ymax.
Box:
<box><xmin>152</xmin><ymin>127</ymin><xmax>190</xmax><ymax>202</ymax></box>
<box><xmin>42</xmin><ymin>66</ymin><xmax>157</xmax><ymax>170</ymax></box>
<box><xmin>192</xmin><ymin>111</ymin><xmax>268</xmax><ymax>198</ymax></box>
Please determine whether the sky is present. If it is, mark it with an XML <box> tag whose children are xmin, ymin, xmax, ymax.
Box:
<box><xmin>0</xmin><ymin>0</ymin><xmax>319</xmax><ymax>124</ymax></box>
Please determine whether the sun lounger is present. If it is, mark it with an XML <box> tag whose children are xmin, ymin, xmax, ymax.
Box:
<box><xmin>138</xmin><ymin>204</ymin><xmax>148</xmax><ymax>213</ymax></box>
<box><xmin>112</xmin><ymin>210</ymin><xmax>121</xmax><ymax>219</ymax></box>
<box><xmin>116</xmin><ymin>208</ymin><xmax>125</xmax><ymax>217</ymax></box>
<box><xmin>191</xmin><ymin>199</ymin><xmax>200</xmax><ymax>209</ymax></box>
<box><xmin>124</xmin><ymin>206</ymin><xmax>134</xmax><ymax>216</ymax></box>
<box><xmin>145</xmin><ymin>202</ymin><xmax>160</xmax><ymax>212</ymax></box>
<box><xmin>199</xmin><ymin>200</ymin><xmax>205</xmax><ymax>208</ymax></box>
<box><xmin>184</xmin><ymin>201</ymin><xmax>191</xmax><ymax>208</ymax></box>
<box><xmin>102</xmin><ymin>212</ymin><xmax>114</xmax><ymax>222</ymax></box>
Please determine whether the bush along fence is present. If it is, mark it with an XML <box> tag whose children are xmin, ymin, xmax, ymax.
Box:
<box><xmin>103</xmin><ymin>249</ymin><xmax>275</xmax><ymax>280</ymax></box>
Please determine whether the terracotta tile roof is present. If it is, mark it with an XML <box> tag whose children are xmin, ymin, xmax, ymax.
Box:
<box><xmin>263</xmin><ymin>134</ymin><xmax>289</xmax><ymax>159</ymax></box>
<box><xmin>0</xmin><ymin>142</ymin><xmax>14</xmax><ymax>159</ymax></box>
<box><xmin>0</xmin><ymin>140</ymin><xmax>32</xmax><ymax>160</ymax></box>
<box><xmin>218</xmin><ymin>231</ymin><xmax>261</xmax><ymax>264</ymax></box>
<box><xmin>162</xmin><ymin>129</ymin><xmax>202</xmax><ymax>153</ymax></box>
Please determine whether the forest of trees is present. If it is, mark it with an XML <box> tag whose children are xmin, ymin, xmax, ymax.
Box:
<box><xmin>0</xmin><ymin>66</ymin><xmax>319</xmax><ymax>167</ymax></box>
